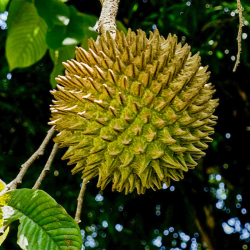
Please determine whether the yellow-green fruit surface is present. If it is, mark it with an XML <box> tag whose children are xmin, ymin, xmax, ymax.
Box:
<box><xmin>49</xmin><ymin>29</ymin><xmax>218</xmax><ymax>194</ymax></box>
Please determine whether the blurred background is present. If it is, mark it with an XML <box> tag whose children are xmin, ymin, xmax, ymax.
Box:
<box><xmin>0</xmin><ymin>0</ymin><xmax>250</xmax><ymax>249</ymax></box>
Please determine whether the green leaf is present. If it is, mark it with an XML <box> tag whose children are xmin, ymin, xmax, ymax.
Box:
<box><xmin>0</xmin><ymin>0</ymin><xmax>9</xmax><ymax>13</ymax></box>
<box><xmin>116</xmin><ymin>20</ymin><xmax>127</xmax><ymax>35</ymax></box>
<box><xmin>34</xmin><ymin>0</ymin><xmax>70</xmax><ymax>50</ymax></box>
<box><xmin>0</xmin><ymin>189</ymin><xmax>82</xmax><ymax>250</ymax></box>
<box><xmin>49</xmin><ymin>45</ymin><xmax>75</xmax><ymax>88</ymax></box>
<box><xmin>66</xmin><ymin>6</ymin><xmax>98</xmax><ymax>47</ymax></box>
<box><xmin>6</xmin><ymin>0</ymin><xmax>48</xmax><ymax>71</ymax></box>
<box><xmin>0</xmin><ymin>180</ymin><xmax>6</xmax><ymax>192</ymax></box>
<box><xmin>175</xmin><ymin>25</ymin><xmax>190</xmax><ymax>36</ymax></box>
<box><xmin>80</xmin><ymin>18</ymin><xmax>98</xmax><ymax>50</ymax></box>
<box><xmin>0</xmin><ymin>225</ymin><xmax>9</xmax><ymax>246</ymax></box>
<box><xmin>69</xmin><ymin>9</ymin><xmax>98</xmax><ymax>50</ymax></box>
<box><xmin>34</xmin><ymin>0</ymin><xmax>70</xmax><ymax>27</ymax></box>
<box><xmin>47</xmin><ymin>25</ymin><xmax>68</xmax><ymax>50</ymax></box>
<box><xmin>36</xmin><ymin>1</ymin><xmax>98</xmax><ymax>50</ymax></box>
<box><xmin>132</xmin><ymin>3</ymin><xmax>139</xmax><ymax>12</ymax></box>
<box><xmin>0</xmin><ymin>180</ymin><xmax>9</xmax><ymax>246</ymax></box>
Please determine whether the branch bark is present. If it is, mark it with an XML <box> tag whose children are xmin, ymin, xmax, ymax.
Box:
<box><xmin>75</xmin><ymin>178</ymin><xmax>88</xmax><ymax>224</ymax></box>
<box><xmin>0</xmin><ymin>126</ymin><xmax>55</xmax><ymax>197</ymax></box>
<box><xmin>32</xmin><ymin>143</ymin><xmax>59</xmax><ymax>189</ymax></box>
<box><xmin>233</xmin><ymin>0</ymin><xmax>244</xmax><ymax>72</ymax></box>
<box><xmin>97</xmin><ymin>0</ymin><xmax>120</xmax><ymax>40</ymax></box>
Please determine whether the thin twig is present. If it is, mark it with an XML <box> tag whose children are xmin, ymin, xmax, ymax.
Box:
<box><xmin>11</xmin><ymin>126</ymin><xmax>56</xmax><ymax>189</ymax></box>
<box><xmin>195</xmin><ymin>218</ymin><xmax>215</xmax><ymax>250</ymax></box>
<box><xmin>97</xmin><ymin>0</ymin><xmax>120</xmax><ymax>40</ymax></box>
<box><xmin>233</xmin><ymin>0</ymin><xmax>244</xmax><ymax>72</ymax></box>
<box><xmin>75</xmin><ymin>179</ymin><xmax>88</xmax><ymax>224</ymax></box>
<box><xmin>0</xmin><ymin>126</ymin><xmax>55</xmax><ymax>197</ymax></box>
<box><xmin>32</xmin><ymin>143</ymin><xmax>59</xmax><ymax>189</ymax></box>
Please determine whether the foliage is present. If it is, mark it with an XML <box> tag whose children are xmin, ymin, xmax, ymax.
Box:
<box><xmin>6</xmin><ymin>0</ymin><xmax>48</xmax><ymax>71</ymax></box>
<box><xmin>5</xmin><ymin>0</ymin><xmax>125</xmax><ymax>88</ymax></box>
<box><xmin>0</xmin><ymin>0</ymin><xmax>9</xmax><ymax>13</ymax></box>
<box><xmin>0</xmin><ymin>180</ymin><xmax>9</xmax><ymax>246</ymax></box>
<box><xmin>1</xmin><ymin>0</ymin><xmax>250</xmax><ymax>250</ymax></box>
<box><xmin>0</xmin><ymin>187</ymin><xmax>83</xmax><ymax>249</ymax></box>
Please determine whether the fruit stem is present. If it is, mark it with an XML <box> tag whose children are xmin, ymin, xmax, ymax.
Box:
<box><xmin>75</xmin><ymin>178</ymin><xmax>88</xmax><ymax>223</ymax></box>
<box><xmin>97</xmin><ymin>0</ymin><xmax>120</xmax><ymax>40</ymax></box>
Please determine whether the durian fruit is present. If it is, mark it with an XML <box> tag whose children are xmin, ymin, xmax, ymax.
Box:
<box><xmin>49</xmin><ymin>29</ymin><xmax>218</xmax><ymax>195</ymax></box>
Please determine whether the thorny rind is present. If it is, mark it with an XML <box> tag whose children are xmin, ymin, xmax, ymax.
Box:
<box><xmin>49</xmin><ymin>29</ymin><xmax>218</xmax><ymax>195</ymax></box>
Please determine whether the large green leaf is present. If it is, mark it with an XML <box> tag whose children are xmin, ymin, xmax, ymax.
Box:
<box><xmin>46</xmin><ymin>25</ymin><xmax>68</xmax><ymax>50</ymax></box>
<box><xmin>0</xmin><ymin>180</ymin><xmax>9</xmax><ymax>246</ymax></box>
<box><xmin>49</xmin><ymin>45</ymin><xmax>75</xmax><ymax>88</ymax></box>
<box><xmin>35</xmin><ymin>0</ymin><xmax>98</xmax><ymax>50</ymax></box>
<box><xmin>34</xmin><ymin>0</ymin><xmax>70</xmax><ymax>27</ymax></box>
<box><xmin>0</xmin><ymin>0</ymin><xmax>9</xmax><ymax>13</ymax></box>
<box><xmin>6</xmin><ymin>0</ymin><xmax>48</xmax><ymax>71</ymax></box>
<box><xmin>0</xmin><ymin>189</ymin><xmax>82</xmax><ymax>250</ymax></box>
<box><xmin>66</xmin><ymin>6</ymin><xmax>98</xmax><ymax>47</ymax></box>
<box><xmin>34</xmin><ymin>0</ymin><xmax>70</xmax><ymax>50</ymax></box>
<box><xmin>80</xmin><ymin>14</ymin><xmax>98</xmax><ymax>50</ymax></box>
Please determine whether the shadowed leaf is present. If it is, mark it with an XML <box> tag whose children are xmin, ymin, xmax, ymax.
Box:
<box><xmin>0</xmin><ymin>189</ymin><xmax>82</xmax><ymax>250</ymax></box>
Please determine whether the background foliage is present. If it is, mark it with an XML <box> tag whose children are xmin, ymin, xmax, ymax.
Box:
<box><xmin>1</xmin><ymin>0</ymin><xmax>250</xmax><ymax>249</ymax></box>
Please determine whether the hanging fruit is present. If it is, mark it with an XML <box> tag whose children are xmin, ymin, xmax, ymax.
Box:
<box><xmin>49</xmin><ymin>28</ymin><xmax>218</xmax><ymax>194</ymax></box>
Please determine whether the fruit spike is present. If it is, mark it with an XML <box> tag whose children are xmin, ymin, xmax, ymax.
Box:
<box><xmin>49</xmin><ymin>29</ymin><xmax>218</xmax><ymax>195</ymax></box>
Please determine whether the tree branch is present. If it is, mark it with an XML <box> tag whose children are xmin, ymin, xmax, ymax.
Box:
<box><xmin>195</xmin><ymin>217</ymin><xmax>215</xmax><ymax>250</ymax></box>
<box><xmin>97</xmin><ymin>0</ymin><xmax>120</xmax><ymax>39</ymax></box>
<box><xmin>75</xmin><ymin>178</ymin><xmax>88</xmax><ymax>224</ymax></box>
<box><xmin>233</xmin><ymin>0</ymin><xmax>244</xmax><ymax>72</ymax></box>
<box><xmin>32</xmin><ymin>143</ymin><xmax>59</xmax><ymax>190</ymax></box>
<box><xmin>0</xmin><ymin>126</ymin><xmax>55</xmax><ymax>197</ymax></box>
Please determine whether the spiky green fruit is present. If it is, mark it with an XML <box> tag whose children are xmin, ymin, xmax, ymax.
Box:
<box><xmin>49</xmin><ymin>29</ymin><xmax>218</xmax><ymax>194</ymax></box>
